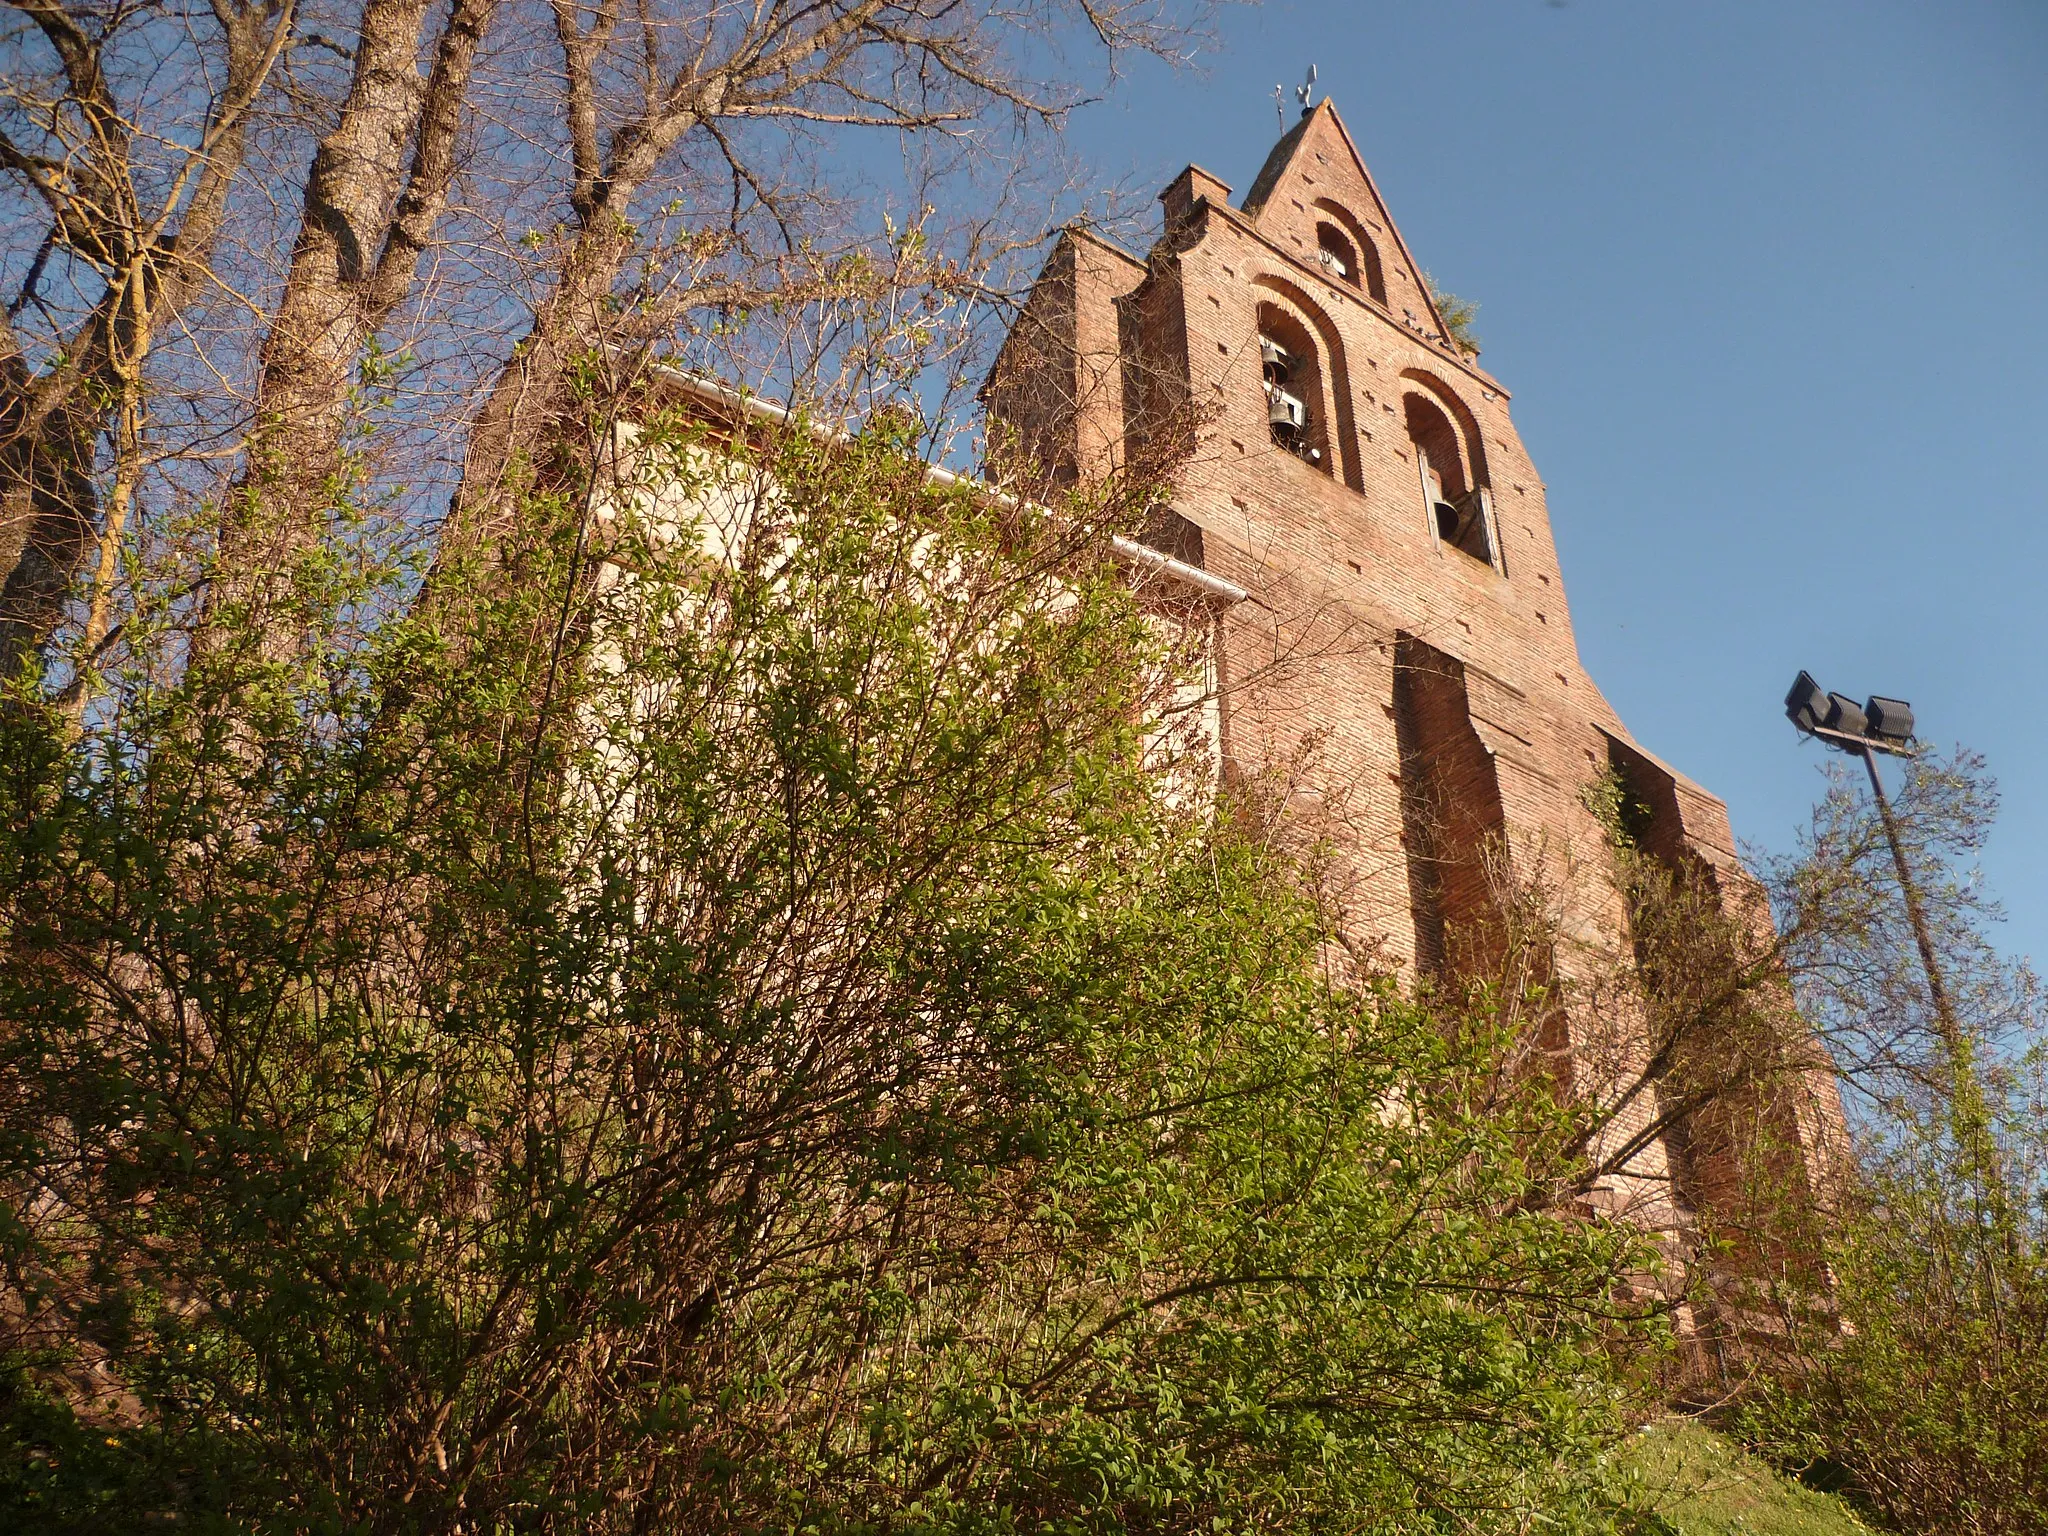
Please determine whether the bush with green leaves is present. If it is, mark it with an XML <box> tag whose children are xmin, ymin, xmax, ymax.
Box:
<box><xmin>1739</xmin><ymin>754</ymin><xmax>2048</xmax><ymax>1536</ymax></box>
<box><xmin>2</xmin><ymin>410</ymin><xmax>1664</xmax><ymax>1533</ymax></box>
<box><xmin>1751</xmin><ymin>1085</ymin><xmax>2048</xmax><ymax>1536</ymax></box>
<box><xmin>1423</xmin><ymin>273</ymin><xmax>1481</xmax><ymax>356</ymax></box>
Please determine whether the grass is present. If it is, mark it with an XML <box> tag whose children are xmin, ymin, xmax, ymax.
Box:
<box><xmin>1627</xmin><ymin>1421</ymin><xmax>1878</xmax><ymax>1536</ymax></box>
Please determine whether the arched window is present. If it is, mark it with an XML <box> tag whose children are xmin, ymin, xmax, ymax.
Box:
<box><xmin>1317</xmin><ymin>224</ymin><xmax>1360</xmax><ymax>288</ymax></box>
<box><xmin>1258</xmin><ymin>304</ymin><xmax>1331</xmax><ymax>473</ymax></box>
<box><xmin>1312</xmin><ymin>201</ymin><xmax>1387</xmax><ymax>305</ymax></box>
<box><xmin>1405</xmin><ymin>392</ymin><xmax>1494</xmax><ymax>565</ymax></box>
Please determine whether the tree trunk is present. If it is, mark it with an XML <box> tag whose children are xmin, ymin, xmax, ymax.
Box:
<box><xmin>209</xmin><ymin>0</ymin><xmax>498</xmax><ymax>662</ymax></box>
<box><xmin>0</xmin><ymin>0</ymin><xmax>293</xmax><ymax>678</ymax></box>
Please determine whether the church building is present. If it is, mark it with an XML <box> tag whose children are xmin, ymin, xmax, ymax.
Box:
<box><xmin>983</xmin><ymin>100</ymin><xmax>1844</xmax><ymax>1271</ymax></box>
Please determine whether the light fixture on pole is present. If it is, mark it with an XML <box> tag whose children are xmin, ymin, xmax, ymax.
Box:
<box><xmin>1783</xmin><ymin>670</ymin><xmax>1956</xmax><ymax>1048</ymax></box>
<box><xmin>1784</xmin><ymin>671</ymin><xmax>1914</xmax><ymax>756</ymax></box>
<box><xmin>1785</xmin><ymin>678</ymin><xmax>2010</xmax><ymax>1224</ymax></box>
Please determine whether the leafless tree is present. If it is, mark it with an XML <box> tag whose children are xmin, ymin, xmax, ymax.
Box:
<box><xmin>0</xmin><ymin>0</ymin><xmax>1213</xmax><ymax>684</ymax></box>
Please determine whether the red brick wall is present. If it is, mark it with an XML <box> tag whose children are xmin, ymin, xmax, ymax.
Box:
<box><xmin>987</xmin><ymin>100</ymin><xmax>1849</xmax><ymax>1266</ymax></box>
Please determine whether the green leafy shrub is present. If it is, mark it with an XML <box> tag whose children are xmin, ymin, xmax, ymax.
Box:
<box><xmin>2</xmin><ymin>412</ymin><xmax>1661</xmax><ymax>1532</ymax></box>
<box><xmin>1424</xmin><ymin>272</ymin><xmax>1481</xmax><ymax>356</ymax></box>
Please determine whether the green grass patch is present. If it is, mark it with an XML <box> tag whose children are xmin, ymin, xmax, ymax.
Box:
<box><xmin>1627</xmin><ymin>1421</ymin><xmax>1876</xmax><ymax>1536</ymax></box>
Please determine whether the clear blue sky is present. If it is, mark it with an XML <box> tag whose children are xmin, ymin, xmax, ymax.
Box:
<box><xmin>1059</xmin><ymin>0</ymin><xmax>2048</xmax><ymax>960</ymax></box>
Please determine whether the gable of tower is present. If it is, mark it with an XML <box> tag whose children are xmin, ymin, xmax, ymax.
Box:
<box><xmin>1240</xmin><ymin>102</ymin><xmax>1457</xmax><ymax>353</ymax></box>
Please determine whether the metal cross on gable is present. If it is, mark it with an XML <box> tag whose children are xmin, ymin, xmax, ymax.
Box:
<box><xmin>1274</xmin><ymin>66</ymin><xmax>1317</xmax><ymax>131</ymax></box>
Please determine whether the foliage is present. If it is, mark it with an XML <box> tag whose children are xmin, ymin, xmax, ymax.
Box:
<box><xmin>1</xmin><ymin>414</ymin><xmax>1663</xmax><ymax>1533</ymax></box>
<box><xmin>1737</xmin><ymin>1043</ymin><xmax>2048</xmax><ymax>1534</ymax></box>
<box><xmin>1567</xmin><ymin>766</ymin><xmax>1837</xmax><ymax>1242</ymax></box>
<box><xmin>1767</xmin><ymin>751</ymin><xmax>2037</xmax><ymax>1111</ymax></box>
<box><xmin>1750</xmin><ymin>1082</ymin><xmax>2048</xmax><ymax>1536</ymax></box>
<box><xmin>1424</xmin><ymin>273</ymin><xmax>1482</xmax><ymax>356</ymax></box>
<box><xmin>1622</xmin><ymin>1422</ymin><xmax>1872</xmax><ymax>1536</ymax></box>
<box><xmin>1738</xmin><ymin>753</ymin><xmax>2048</xmax><ymax>1536</ymax></box>
<box><xmin>1569</xmin><ymin>748</ymin><xmax>2048</xmax><ymax>1535</ymax></box>
<box><xmin>0</xmin><ymin>0</ymin><xmax>1210</xmax><ymax>678</ymax></box>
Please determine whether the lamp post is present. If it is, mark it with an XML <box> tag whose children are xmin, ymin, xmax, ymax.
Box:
<box><xmin>1784</xmin><ymin>676</ymin><xmax>2008</xmax><ymax>1201</ymax></box>
<box><xmin>1783</xmin><ymin>672</ymin><xmax>1959</xmax><ymax>1048</ymax></box>
<box><xmin>1786</xmin><ymin>677</ymin><xmax>2015</xmax><ymax>1282</ymax></box>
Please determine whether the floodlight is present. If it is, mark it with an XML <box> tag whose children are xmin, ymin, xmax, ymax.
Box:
<box><xmin>1866</xmin><ymin>696</ymin><xmax>1914</xmax><ymax>743</ymax></box>
<box><xmin>1785</xmin><ymin>671</ymin><xmax>1828</xmax><ymax>733</ymax></box>
<box><xmin>1777</xmin><ymin>677</ymin><xmax>1954</xmax><ymax>1043</ymax></box>
<box><xmin>1826</xmin><ymin>693</ymin><xmax>1868</xmax><ymax>737</ymax></box>
<box><xmin>1786</xmin><ymin>672</ymin><xmax>1918</xmax><ymax>758</ymax></box>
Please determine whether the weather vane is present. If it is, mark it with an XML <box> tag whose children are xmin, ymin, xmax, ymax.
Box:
<box><xmin>1273</xmin><ymin>66</ymin><xmax>1317</xmax><ymax>131</ymax></box>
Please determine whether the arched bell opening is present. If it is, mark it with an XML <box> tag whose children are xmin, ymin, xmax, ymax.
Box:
<box><xmin>1257</xmin><ymin>303</ymin><xmax>1332</xmax><ymax>474</ymax></box>
<box><xmin>1317</xmin><ymin>223</ymin><xmax>1360</xmax><ymax>289</ymax></box>
<box><xmin>1312</xmin><ymin>200</ymin><xmax>1387</xmax><ymax>305</ymax></box>
<box><xmin>1404</xmin><ymin>391</ymin><xmax>1495</xmax><ymax>567</ymax></box>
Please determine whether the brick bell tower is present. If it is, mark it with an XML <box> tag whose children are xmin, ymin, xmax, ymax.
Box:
<box><xmin>985</xmin><ymin>100</ymin><xmax>1846</xmax><ymax>1265</ymax></box>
